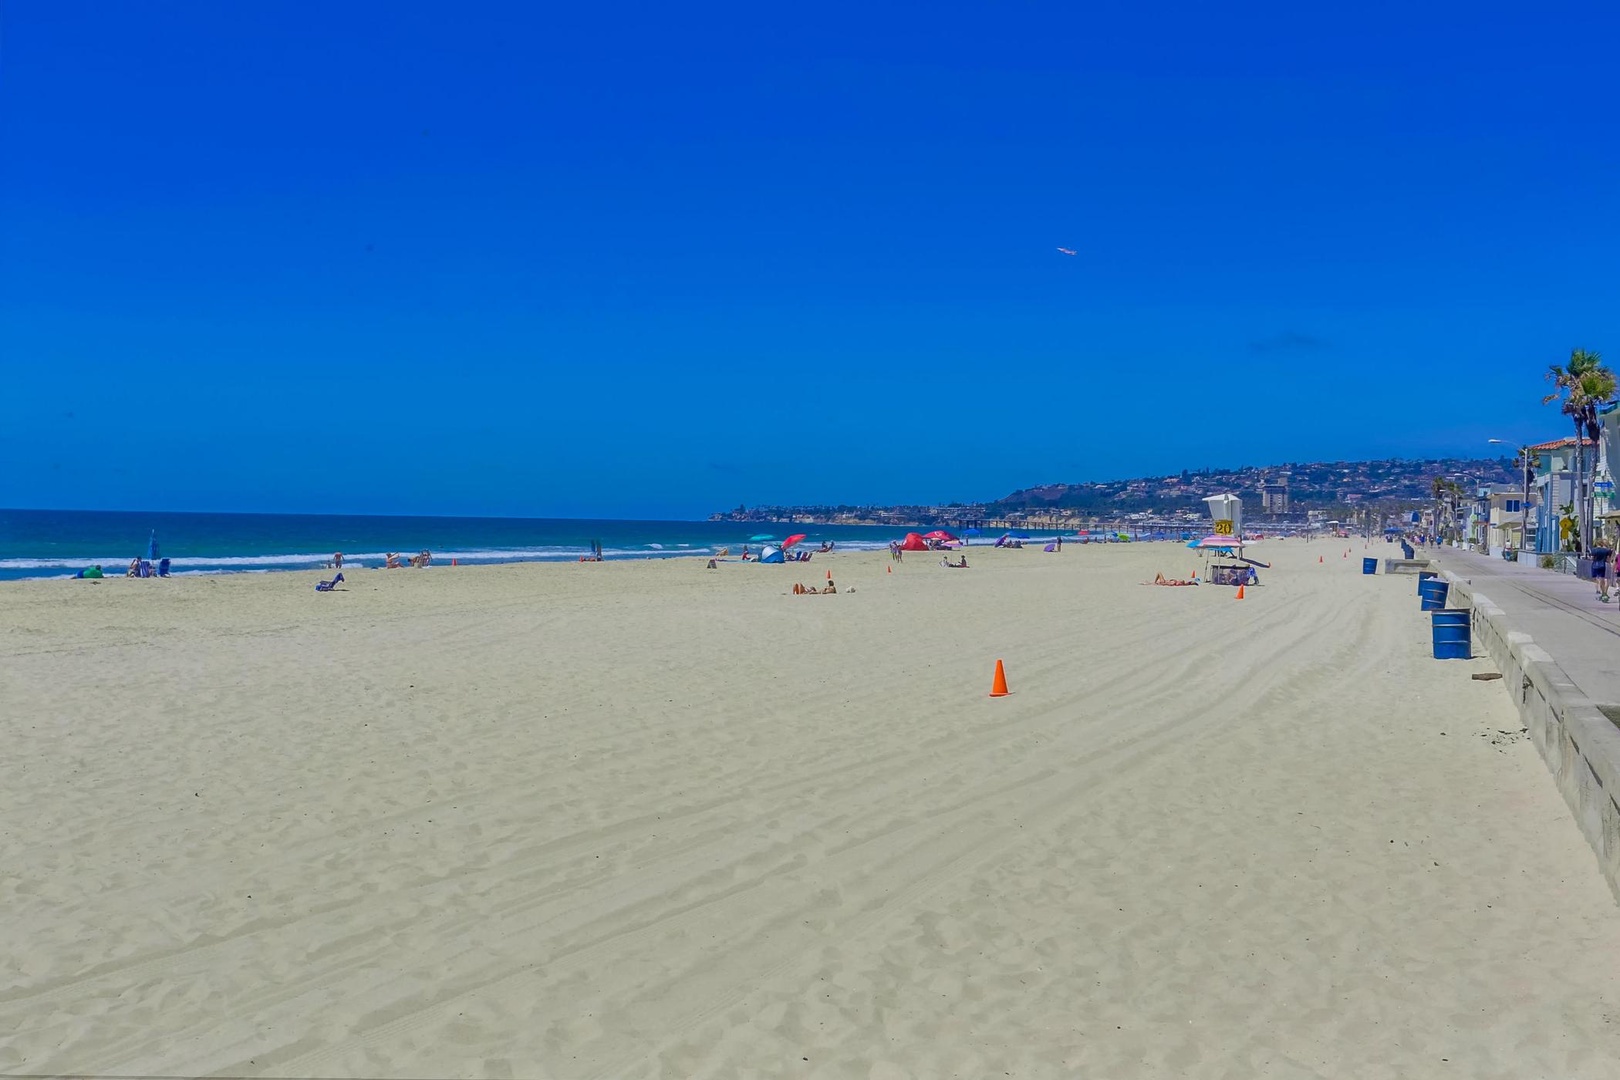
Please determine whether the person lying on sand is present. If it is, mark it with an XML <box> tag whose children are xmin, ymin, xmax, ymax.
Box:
<box><xmin>1144</xmin><ymin>572</ymin><xmax>1199</xmax><ymax>586</ymax></box>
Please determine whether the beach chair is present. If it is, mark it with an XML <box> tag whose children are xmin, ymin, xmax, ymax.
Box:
<box><xmin>315</xmin><ymin>572</ymin><xmax>345</xmax><ymax>592</ymax></box>
<box><xmin>158</xmin><ymin>558</ymin><xmax>171</xmax><ymax>577</ymax></box>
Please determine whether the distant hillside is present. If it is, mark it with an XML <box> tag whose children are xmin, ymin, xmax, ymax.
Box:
<box><xmin>988</xmin><ymin>457</ymin><xmax>1518</xmax><ymax>515</ymax></box>
<box><xmin>709</xmin><ymin>456</ymin><xmax>1521</xmax><ymax>526</ymax></box>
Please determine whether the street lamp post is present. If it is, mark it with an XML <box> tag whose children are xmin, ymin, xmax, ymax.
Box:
<box><xmin>1489</xmin><ymin>438</ymin><xmax>1538</xmax><ymax>559</ymax></box>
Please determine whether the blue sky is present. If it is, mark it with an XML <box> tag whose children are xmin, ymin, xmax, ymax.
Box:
<box><xmin>3</xmin><ymin>2</ymin><xmax>1617</xmax><ymax>518</ymax></box>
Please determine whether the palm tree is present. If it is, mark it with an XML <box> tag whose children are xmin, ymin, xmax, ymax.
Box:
<box><xmin>1515</xmin><ymin>447</ymin><xmax>1540</xmax><ymax>555</ymax></box>
<box><xmin>1429</xmin><ymin>476</ymin><xmax>1466</xmax><ymax>543</ymax></box>
<box><xmin>1543</xmin><ymin>348</ymin><xmax>1616</xmax><ymax>552</ymax></box>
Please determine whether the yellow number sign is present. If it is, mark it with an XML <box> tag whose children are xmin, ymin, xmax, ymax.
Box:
<box><xmin>1213</xmin><ymin>519</ymin><xmax>1234</xmax><ymax>536</ymax></box>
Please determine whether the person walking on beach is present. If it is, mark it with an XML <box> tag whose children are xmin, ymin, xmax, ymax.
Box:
<box><xmin>333</xmin><ymin>552</ymin><xmax>344</xmax><ymax>571</ymax></box>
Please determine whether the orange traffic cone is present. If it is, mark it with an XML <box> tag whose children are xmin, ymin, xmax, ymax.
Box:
<box><xmin>1318</xmin><ymin>556</ymin><xmax>1323</xmax><ymax>563</ymax></box>
<box><xmin>887</xmin><ymin>565</ymin><xmax>892</xmax><ymax>574</ymax></box>
<box><xmin>989</xmin><ymin>659</ymin><xmax>1010</xmax><ymax>697</ymax></box>
<box><xmin>1235</xmin><ymin>584</ymin><xmax>1246</xmax><ymax>600</ymax></box>
<box><xmin>826</xmin><ymin>569</ymin><xmax>832</xmax><ymax>580</ymax></box>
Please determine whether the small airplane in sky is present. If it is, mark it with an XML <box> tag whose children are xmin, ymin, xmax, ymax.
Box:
<box><xmin>1056</xmin><ymin>246</ymin><xmax>1078</xmax><ymax>256</ymax></box>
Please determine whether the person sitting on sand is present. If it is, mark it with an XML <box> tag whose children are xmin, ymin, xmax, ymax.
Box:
<box><xmin>955</xmin><ymin>555</ymin><xmax>968</xmax><ymax>568</ymax></box>
<box><xmin>384</xmin><ymin>552</ymin><xmax>402</xmax><ymax>569</ymax></box>
<box><xmin>127</xmin><ymin>557</ymin><xmax>141</xmax><ymax>578</ymax></box>
<box><xmin>822</xmin><ymin>578</ymin><xmax>837</xmax><ymax>594</ymax></box>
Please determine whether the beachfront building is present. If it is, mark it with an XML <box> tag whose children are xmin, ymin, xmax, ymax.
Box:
<box><xmin>1596</xmin><ymin>409</ymin><xmax>1620</xmax><ymax>545</ymax></box>
<box><xmin>1466</xmin><ymin>486</ymin><xmax>1534</xmax><ymax>556</ymax></box>
<box><xmin>1529</xmin><ymin>437</ymin><xmax>1584</xmax><ymax>553</ymax></box>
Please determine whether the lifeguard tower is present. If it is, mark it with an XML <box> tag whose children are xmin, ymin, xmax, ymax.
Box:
<box><xmin>1204</xmin><ymin>493</ymin><xmax>1242</xmax><ymax>541</ymax></box>
<box><xmin>1202</xmin><ymin>493</ymin><xmax>1256</xmax><ymax>586</ymax></box>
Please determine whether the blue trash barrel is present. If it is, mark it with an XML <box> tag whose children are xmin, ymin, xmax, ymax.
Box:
<box><xmin>1362</xmin><ymin>557</ymin><xmax>1377</xmax><ymax>575</ymax></box>
<box><xmin>1419</xmin><ymin>577</ymin><xmax>1450</xmax><ymax>611</ymax></box>
<box><xmin>1417</xmin><ymin>570</ymin><xmax>1437</xmax><ymax>596</ymax></box>
<box><xmin>1431</xmin><ymin>609</ymin><xmax>1471</xmax><ymax>659</ymax></box>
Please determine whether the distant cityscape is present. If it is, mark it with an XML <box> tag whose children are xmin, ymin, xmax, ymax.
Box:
<box><xmin>710</xmin><ymin>456</ymin><xmax>1521</xmax><ymax>529</ymax></box>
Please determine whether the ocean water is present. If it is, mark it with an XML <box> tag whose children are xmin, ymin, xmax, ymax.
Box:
<box><xmin>0</xmin><ymin>509</ymin><xmax>919</xmax><ymax>582</ymax></box>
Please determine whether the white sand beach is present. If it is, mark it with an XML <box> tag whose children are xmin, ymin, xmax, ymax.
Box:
<box><xmin>3</xmin><ymin>541</ymin><xmax>1619</xmax><ymax>1078</ymax></box>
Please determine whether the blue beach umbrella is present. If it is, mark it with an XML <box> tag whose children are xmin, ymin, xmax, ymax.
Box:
<box><xmin>147</xmin><ymin>530</ymin><xmax>160</xmax><ymax>561</ymax></box>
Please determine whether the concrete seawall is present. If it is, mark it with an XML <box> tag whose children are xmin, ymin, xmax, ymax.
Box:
<box><xmin>1440</xmin><ymin>571</ymin><xmax>1620</xmax><ymax>901</ymax></box>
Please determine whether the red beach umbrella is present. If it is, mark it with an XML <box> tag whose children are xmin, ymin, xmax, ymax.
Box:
<box><xmin>782</xmin><ymin>533</ymin><xmax>808</xmax><ymax>549</ymax></box>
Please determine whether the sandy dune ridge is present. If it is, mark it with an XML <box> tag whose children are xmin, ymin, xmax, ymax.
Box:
<box><xmin>2</xmin><ymin>541</ymin><xmax>1618</xmax><ymax>1077</ymax></box>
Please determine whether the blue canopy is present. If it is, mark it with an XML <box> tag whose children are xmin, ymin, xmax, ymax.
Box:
<box><xmin>147</xmin><ymin>530</ymin><xmax>160</xmax><ymax>561</ymax></box>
